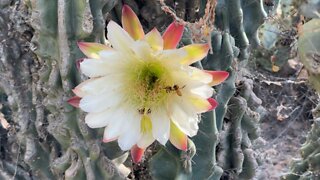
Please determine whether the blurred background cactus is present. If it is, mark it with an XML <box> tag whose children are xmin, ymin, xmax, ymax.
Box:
<box><xmin>281</xmin><ymin>14</ymin><xmax>320</xmax><ymax>180</ymax></box>
<box><xmin>0</xmin><ymin>0</ymin><xmax>319</xmax><ymax>179</ymax></box>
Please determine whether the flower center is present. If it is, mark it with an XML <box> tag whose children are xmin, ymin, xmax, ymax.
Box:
<box><xmin>124</xmin><ymin>60</ymin><xmax>173</xmax><ymax>111</ymax></box>
<box><xmin>140</xmin><ymin>65</ymin><xmax>161</xmax><ymax>91</ymax></box>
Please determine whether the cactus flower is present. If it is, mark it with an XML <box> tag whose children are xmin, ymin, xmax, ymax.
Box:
<box><xmin>70</xmin><ymin>5</ymin><xmax>229</xmax><ymax>163</ymax></box>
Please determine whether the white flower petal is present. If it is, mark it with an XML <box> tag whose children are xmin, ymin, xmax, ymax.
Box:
<box><xmin>118</xmin><ymin>113</ymin><xmax>141</xmax><ymax>150</ymax></box>
<box><xmin>74</xmin><ymin>74</ymin><xmax>123</xmax><ymax>97</ymax></box>
<box><xmin>145</xmin><ymin>28</ymin><xmax>163</xmax><ymax>51</ymax></box>
<box><xmin>137</xmin><ymin>132</ymin><xmax>154</xmax><ymax>149</ymax></box>
<box><xmin>103</xmin><ymin>107</ymin><xmax>131</xmax><ymax>140</ymax></box>
<box><xmin>169</xmin><ymin>102</ymin><xmax>199</xmax><ymax>136</ymax></box>
<box><xmin>189</xmin><ymin>67</ymin><xmax>212</xmax><ymax>83</ymax></box>
<box><xmin>79</xmin><ymin>91</ymin><xmax>123</xmax><ymax>112</ymax></box>
<box><xmin>102</xmin><ymin>127</ymin><xmax>118</xmax><ymax>142</ymax></box>
<box><xmin>107</xmin><ymin>21</ymin><xmax>135</xmax><ymax>53</ymax></box>
<box><xmin>98</xmin><ymin>50</ymin><xmax>117</xmax><ymax>59</ymax></box>
<box><xmin>118</xmin><ymin>130</ymin><xmax>141</xmax><ymax>150</ymax></box>
<box><xmin>131</xmin><ymin>40</ymin><xmax>153</xmax><ymax>61</ymax></box>
<box><xmin>150</xmin><ymin>109</ymin><xmax>170</xmax><ymax>145</ymax></box>
<box><xmin>184</xmin><ymin>93</ymin><xmax>213</xmax><ymax>113</ymax></box>
<box><xmin>174</xmin><ymin>97</ymin><xmax>200</xmax><ymax>128</ymax></box>
<box><xmin>98</xmin><ymin>50</ymin><xmax>130</xmax><ymax>65</ymax></box>
<box><xmin>80</xmin><ymin>59</ymin><xmax>121</xmax><ymax>78</ymax></box>
<box><xmin>190</xmin><ymin>85</ymin><xmax>213</xmax><ymax>99</ymax></box>
<box><xmin>85</xmin><ymin>109</ymin><xmax>114</xmax><ymax>128</ymax></box>
<box><xmin>159</xmin><ymin>49</ymin><xmax>187</xmax><ymax>65</ymax></box>
<box><xmin>170</xmin><ymin>70</ymin><xmax>205</xmax><ymax>90</ymax></box>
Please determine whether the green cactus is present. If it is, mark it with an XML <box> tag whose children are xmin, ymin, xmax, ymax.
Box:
<box><xmin>292</xmin><ymin>0</ymin><xmax>320</xmax><ymax>19</ymax></box>
<box><xmin>202</xmin><ymin>0</ymin><xmax>264</xmax><ymax>178</ymax></box>
<box><xmin>0</xmin><ymin>0</ymin><xmax>126</xmax><ymax>179</ymax></box>
<box><xmin>32</xmin><ymin>0</ymin><xmax>128</xmax><ymax>179</ymax></box>
<box><xmin>281</xmin><ymin>18</ymin><xmax>320</xmax><ymax>180</ymax></box>
<box><xmin>254</xmin><ymin>0</ymin><xmax>300</xmax><ymax>72</ymax></box>
<box><xmin>217</xmin><ymin>79</ymin><xmax>261</xmax><ymax>180</ymax></box>
<box><xmin>281</xmin><ymin>118</ymin><xmax>320</xmax><ymax>180</ymax></box>
<box><xmin>298</xmin><ymin>19</ymin><xmax>320</xmax><ymax>92</ymax></box>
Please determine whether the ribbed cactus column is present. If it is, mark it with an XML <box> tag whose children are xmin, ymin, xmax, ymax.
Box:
<box><xmin>0</xmin><ymin>2</ymin><xmax>55</xmax><ymax>178</ymax></box>
<box><xmin>0</xmin><ymin>0</ymin><xmax>126</xmax><ymax>179</ymax></box>
<box><xmin>203</xmin><ymin>0</ymin><xmax>265</xmax><ymax>179</ymax></box>
<box><xmin>281</xmin><ymin>118</ymin><xmax>320</xmax><ymax>180</ymax></box>
<box><xmin>218</xmin><ymin>79</ymin><xmax>261</xmax><ymax>179</ymax></box>
<box><xmin>31</xmin><ymin>0</ymin><xmax>127</xmax><ymax>179</ymax></box>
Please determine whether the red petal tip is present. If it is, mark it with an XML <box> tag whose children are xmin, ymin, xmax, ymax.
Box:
<box><xmin>180</xmin><ymin>143</ymin><xmax>188</xmax><ymax>151</ymax></box>
<box><xmin>172</xmin><ymin>137</ymin><xmax>187</xmax><ymax>151</ymax></box>
<box><xmin>77</xmin><ymin>42</ymin><xmax>88</xmax><ymax>53</ymax></box>
<box><xmin>71</xmin><ymin>88</ymin><xmax>78</xmax><ymax>95</ymax></box>
<box><xmin>162</xmin><ymin>21</ymin><xmax>184</xmax><ymax>49</ymax></box>
<box><xmin>204</xmin><ymin>43</ymin><xmax>210</xmax><ymax>50</ymax></box>
<box><xmin>205</xmin><ymin>71</ymin><xmax>229</xmax><ymax>86</ymax></box>
<box><xmin>122</xmin><ymin>4</ymin><xmax>131</xmax><ymax>12</ymax></box>
<box><xmin>76</xmin><ymin>58</ymin><xmax>85</xmax><ymax>70</ymax></box>
<box><xmin>131</xmin><ymin>145</ymin><xmax>145</xmax><ymax>163</ymax></box>
<box><xmin>77</xmin><ymin>41</ymin><xmax>87</xmax><ymax>49</ymax></box>
<box><xmin>67</xmin><ymin>96</ymin><xmax>81</xmax><ymax>108</ymax></box>
<box><xmin>207</xmin><ymin>98</ymin><xmax>218</xmax><ymax>111</ymax></box>
<box><xmin>102</xmin><ymin>137</ymin><xmax>117</xmax><ymax>143</ymax></box>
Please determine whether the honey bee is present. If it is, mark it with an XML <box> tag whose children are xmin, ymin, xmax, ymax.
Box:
<box><xmin>138</xmin><ymin>108</ymin><xmax>151</xmax><ymax>115</ymax></box>
<box><xmin>164</xmin><ymin>85</ymin><xmax>186</xmax><ymax>96</ymax></box>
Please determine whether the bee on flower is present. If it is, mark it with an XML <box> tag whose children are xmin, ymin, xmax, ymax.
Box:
<box><xmin>68</xmin><ymin>5</ymin><xmax>229</xmax><ymax>163</ymax></box>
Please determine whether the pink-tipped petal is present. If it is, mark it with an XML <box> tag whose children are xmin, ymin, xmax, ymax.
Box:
<box><xmin>72</xmin><ymin>88</ymin><xmax>84</xmax><ymax>98</ymax></box>
<box><xmin>76</xmin><ymin>58</ymin><xmax>85</xmax><ymax>70</ymax></box>
<box><xmin>122</xmin><ymin>5</ymin><xmax>144</xmax><ymax>40</ymax></box>
<box><xmin>145</xmin><ymin>28</ymin><xmax>163</xmax><ymax>51</ymax></box>
<box><xmin>107</xmin><ymin>21</ymin><xmax>135</xmax><ymax>53</ymax></box>
<box><xmin>179</xmin><ymin>44</ymin><xmax>210</xmax><ymax>65</ymax></box>
<box><xmin>72</xmin><ymin>77</ymin><xmax>100</xmax><ymax>98</ymax></box>
<box><xmin>169</xmin><ymin>121</ymin><xmax>188</xmax><ymax>151</ymax></box>
<box><xmin>102</xmin><ymin>137</ymin><xmax>117</xmax><ymax>143</ymax></box>
<box><xmin>207</xmin><ymin>98</ymin><xmax>218</xmax><ymax>111</ymax></box>
<box><xmin>204</xmin><ymin>71</ymin><xmax>229</xmax><ymax>86</ymax></box>
<box><xmin>67</xmin><ymin>96</ymin><xmax>81</xmax><ymax>108</ymax></box>
<box><xmin>131</xmin><ymin>145</ymin><xmax>145</xmax><ymax>163</ymax></box>
<box><xmin>78</xmin><ymin>42</ymin><xmax>112</xmax><ymax>59</ymax></box>
<box><xmin>162</xmin><ymin>21</ymin><xmax>184</xmax><ymax>49</ymax></box>
<box><xmin>187</xmin><ymin>95</ymin><xmax>212</xmax><ymax>113</ymax></box>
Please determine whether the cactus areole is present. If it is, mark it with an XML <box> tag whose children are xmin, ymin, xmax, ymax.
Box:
<box><xmin>69</xmin><ymin>5</ymin><xmax>229</xmax><ymax>163</ymax></box>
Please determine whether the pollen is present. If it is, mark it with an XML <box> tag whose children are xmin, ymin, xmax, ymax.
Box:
<box><xmin>125</xmin><ymin>60</ymin><xmax>173</xmax><ymax>109</ymax></box>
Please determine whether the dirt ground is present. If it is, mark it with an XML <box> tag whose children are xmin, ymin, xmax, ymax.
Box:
<box><xmin>251</xmin><ymin>62</ymin><xmax>318</xmax><ymax>180</ymax></box>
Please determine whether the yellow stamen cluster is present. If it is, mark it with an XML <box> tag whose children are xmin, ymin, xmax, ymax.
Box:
<box><xmin>124</xmin><ymin>60</ymin><xmax>173</xmax><ymax>111</ymax></box>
